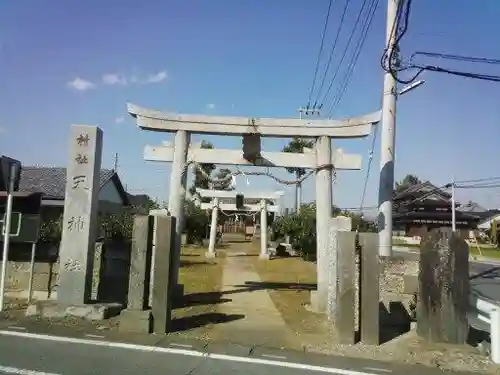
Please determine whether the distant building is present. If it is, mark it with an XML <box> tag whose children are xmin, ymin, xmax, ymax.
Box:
<box><xmin>18</xmin><ymin>167</ymin><xmax>129</xmax><ymax>219</ymax></box>
<box><xmin>393</xmin><ymin>181</ymin><xmax>479</xmax><ymax>237</ymax></box>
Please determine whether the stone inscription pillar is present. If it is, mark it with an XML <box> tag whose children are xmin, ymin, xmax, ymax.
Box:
<box><xmin>58</xmin><ymin>125</ymin><xmax>103</xmax><ymax>306</ymax></box>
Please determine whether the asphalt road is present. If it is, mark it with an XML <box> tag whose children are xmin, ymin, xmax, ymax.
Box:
<box><xmin>392</xmin><ymin>248</ymin><xmax>500</xmax><ymax>302</ymax></box>
<box><xmin>0</xmin><ymin>329</ymin><xmax>476</xmax><ymax>375</ymax></box>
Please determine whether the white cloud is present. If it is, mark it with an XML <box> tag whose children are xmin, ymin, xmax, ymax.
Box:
<box><xmin>142</xmin><ymin>71</ymin><xmax>167</xmax><ymax>84</ymax></box>
<box><xmin>102</xmin><ymin>73</ymin><xmax>128</xmax><ymax>86</ymax></box>
<box><xmin>115</xmin><ymin>116</ymin><xmax>125</xmax><ymax>124</ymax></box>
<box><xmin>206</xmin><ymin>103</ymin><xmax>215</xmax><ymax>110</ymax></box>
<box><xmin>67</xmin><ymin>77</ymin><xmax>95</xmax><ymax>91</ymax></box>
<box><xmin>69</xmin><ymin>70</ymin><xmax>167</xmax><ymax>91</ymax></box>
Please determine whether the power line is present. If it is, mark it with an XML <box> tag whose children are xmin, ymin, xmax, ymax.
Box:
<box><xmin>358</xmin><ymin>122</ymin><xmax>379</xmax><ymax>215</ymax></box>
<box><xmin>455</xmin><ymin>176</ymin><xmax>500</xmax><ymax>184</ymax></box>
<box><xmin>306</xmin><ymin>0</ymin><xmax>335</xmax><ymax>110</ymax></box>
<box><xmin>311</xmin><ymin>0</ymin><xmax>352</xmax><ymax>110</ymax></box>
<box><xmin>456</xmin><ymin>184</ymin><xmax>500</xmax><ymax>190</ymax></box>
<box><xmin>327</xmin><ymin>0</ymin><xmax>380</xmax><ymax>116</ymax></box>
<box><xmin>381</xmin><ymin>0</ymin><xmax>500</xmax><ymax>84</ymax></box>
<box><xmin>315</xmin><ymin>0</ymin><xmax>373</xmax><ymax>109</ymax></box>
<box><xmin>410</xmin><ymin>51</ymin><xmax>500</xmax><ymax>66</ymax></box>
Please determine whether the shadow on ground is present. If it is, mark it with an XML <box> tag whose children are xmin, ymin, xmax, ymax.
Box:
<box><xmin>182</xmin><ymin>292</ymin><xmax>232</xmax><ymax>307</ymax></box>
<box><xmin>180</xmin><ymin>259</ymin><xmax>219</xmax><ymax>267</ymax></box>
<box><xmin>379</xmin><ymin>301</ymin><xmax>412</xmax><ymax>344</ymax></box>
<box><xmin>171</xmin><ymin>313</ymin><xmax>245</xmax><ymax>332</ymax></box>
<box><xmin>230</xmin><ymin>281</ymin><xmax>317</xmax><ymax>293</ymax></box>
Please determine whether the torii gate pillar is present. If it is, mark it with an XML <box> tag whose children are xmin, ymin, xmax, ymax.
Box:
<box><xmin>311</xmin><ymin>135</ymin><xmax>333</xmax><ymax>312</ymax></box>
<box><xmin>259</xmin><ymin>198</ymin><xmax>269</xmax><ymax>260</ymax></box>
<box><xmin>168</xmin><ymin>130</ymin><xmax>190</xmax><ymax>296</ymax></box>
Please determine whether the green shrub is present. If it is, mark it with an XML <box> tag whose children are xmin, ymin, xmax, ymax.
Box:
<box><xmin>39</xmin><ymin>215</ymin><xmax>63</xmax><ymax>244</ymax></box>
<box><xmin>98</xmin><ymin>209</ymin><xmax>133</xmax><ymax>242</ymax></box>
<box><xmin>183</xmin><ymin>200</ymin><xmax>209</xmax><ymax>244</ymax></box>
<box><xmin>272</xmin><ymin>205</ymin><xmax>316</xmax><ymax>260</ymax></box>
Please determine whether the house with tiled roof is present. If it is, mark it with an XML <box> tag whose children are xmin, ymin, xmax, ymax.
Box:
<box><xmin>18</xmin><ymin>167</ymin><xmax>129</xmax><ymax>218</ymax></box>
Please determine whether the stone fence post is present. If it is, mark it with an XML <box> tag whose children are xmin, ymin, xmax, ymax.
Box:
<box><xmin>417</xmin><ymin>228</ymin><xmax>469</xmax><ymax>344</ymax></box>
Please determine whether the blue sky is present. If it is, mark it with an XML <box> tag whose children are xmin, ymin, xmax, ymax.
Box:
<box><xmin>1</xmin><ymin>0</ymin><xmax>499</xmax><ymax>213</ymax></box>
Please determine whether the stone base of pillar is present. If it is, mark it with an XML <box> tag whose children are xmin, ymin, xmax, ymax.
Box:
<box><xmin>205</xmin><ymin>251</ymin><xmax>216</xmax><ymax>259</ymax></box>
<box><xmin>307</xmin><ymin>290</ymin><xmax>326</xmax><ymax>313</ymax></box>
<box><xmin>25</xmin><ymin>300</ymin><xmax>123</xmax><ymax>321</ymax></box>
<box><xmin>259</xmin><ymin>253</ymin><xmax>270</xmax><ymax>260</ymax></box>
<box><xmin>118</xmin><ymin>309</ymin><xmax>152</xmax><ymax>333</ymax></box>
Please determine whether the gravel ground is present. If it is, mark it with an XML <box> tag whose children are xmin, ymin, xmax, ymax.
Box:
<box><xmin>306</xmin><ymin>329</ymin><xmax>499</xmax><ymax>375</ymax></box>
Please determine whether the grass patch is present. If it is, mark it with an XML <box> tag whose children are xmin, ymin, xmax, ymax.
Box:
<box><xmin>252</xmin><ymin>256</ymin><xmax>325</xmax><ymax>335</ymax></box>
<box><xmin>172</xmin><ymin>247</ymin><xmax>226</xmax><ymax>336</ymax></box>
<box><xmin>470</xmin><ymin>246</ymin><xmax>500</xmax><ymax>258</ymax></box>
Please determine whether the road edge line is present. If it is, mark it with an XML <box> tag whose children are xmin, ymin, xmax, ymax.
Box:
<box><xmin>0</xmin><ymin>330</ymin><xmax>377</xmax><ymax>375</ymax></box>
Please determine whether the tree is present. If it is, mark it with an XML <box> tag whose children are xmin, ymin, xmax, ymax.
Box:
<box><xmin>395</xmin><ymin>174</ymin><xmax>422</xmax><ymax>194</ymax></box>
<box><xmin>188</xmin><ymin>140</ymin><xmax>216</xmax><ymax>200</ymax></box>
<box><xmin>212</xmin><ymin>168</ymin><xmax>234</xmax><ymax>191</ymax></box>
<box><xmin>282</xmin><ymin>138</ymin><xmax>314</xmax><ymax>212</ymax></box>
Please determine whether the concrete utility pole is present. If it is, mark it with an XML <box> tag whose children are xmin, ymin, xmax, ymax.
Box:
<box><xmin>378</xmin><ymin>0</ymin><xmax>400</xmax><ymax>257</ymax></box>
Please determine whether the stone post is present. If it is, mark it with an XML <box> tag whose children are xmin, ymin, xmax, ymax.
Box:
<box><xmin>359</xmin><ymin>232</ymin><xmax>380</xmax><ymax>345</ymax></box>
<box><xmin>311</xmin><ymin>215</ymin><xmax>350</xmax><ymax>313</ymax></box>
<box><xmin>119</xmin><ymin>215</ymin><xmax>154</xmax><ymax>333</ymax></box>
<box><xmin>151</xmin><ymin>215</ymin><xmax>176</xmax><ymax>334</ymax></box>
<box><xmin>206</xmin><ymin>198</ymin><xmax>219</xmax><ymax>259</ymax></box>
<box><xmin>334</xmin><ymin>230</ymin><xmax>357</xmax><ymax>344</ymax></box>
<box><xmin>58</xmin><ymin>125</ymin><xmax>103</xmax><ymax>306</ymax></box>
<box><xmin>417</xmin><ymin>228</ymin><xmax>469</xmax><ymax>344</ymax></box>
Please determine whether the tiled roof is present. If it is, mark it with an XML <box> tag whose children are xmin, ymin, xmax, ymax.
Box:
<box><xmin>19</xmin><ymin>167</ymin><xmax>116</xmax><ymax>200</ymax></box>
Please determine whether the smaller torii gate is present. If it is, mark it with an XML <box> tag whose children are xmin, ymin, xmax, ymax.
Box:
<box><xmin>196</xmin><ymin>188</ymin><xmax>283</xmax><ymax>259</ymax></box>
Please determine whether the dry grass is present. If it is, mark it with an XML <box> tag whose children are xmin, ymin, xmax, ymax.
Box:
<box><xmin>252</xmin><ymin>256</ymin><xmax>327</xmax><ymax>337</ymax></box>
<box><xmin>170</xmin><ymin>246</ymin><xmax>226</xmax><ymax>337</ymax></box>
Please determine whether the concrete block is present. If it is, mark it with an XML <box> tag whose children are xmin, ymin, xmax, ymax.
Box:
<box><xmin>119</xmin><ymin>309</ymin><xmax>152</xmax><ymax>333</ymax></box>
<box><xmin>359</xmin><ymin>232</ymin><xmax>380</xmax><ymax>345</ymax></box>
<box><xmin>26</xmin><ymin>300</ymin><xmax>123</xmax><ymax>320</ymax></box>
<box><xmin>151</xmin><ymin>216</ymin><xmax>175</xmax><ymax>334</ymax></box>
<box><xmin>127</xmin><ymin>216</ymin><xmax>153</xmax><ymax>310</ymax></box>
<box><xmin>403</xmin><ymin>275</ymin><xmax>418</xmax><ymax>295</ymax></box>
<box><xmin>334</xmin><ymin>231</ymin><xmax>356</xmax><ymax>344</ymax></box>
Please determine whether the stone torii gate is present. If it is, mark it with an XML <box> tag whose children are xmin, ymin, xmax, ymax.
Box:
<box><xmin>195</xmin><ymin>188</ymin><xmax>283</xmax><ymax>259</ymax></box>
<box><xmin>128</xmin><ymin>103</ymin><xmax>380</xmax><ymax>305</ymax></box>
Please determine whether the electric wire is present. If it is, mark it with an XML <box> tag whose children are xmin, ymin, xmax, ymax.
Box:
<box><xmin>311</xmin><ymin>0</ymin><xmax>353</xmax><ymax>110</ymax></box>
<box><xmin>315</xmin><ymin>0</ymin><xmax>372</xmax><ymax>109</ymax></box>
<box><xmin>410</xmin><ymin>51</ymin><xmax>500</xmax><ymax>66</ymax></box>
<box><xmin>327</xmin><ymin>0</ymin><xmax>380</xmax><ymax>116</ymax></box>
<box><xmin>306</xmin><ymin>0</ymin><xmax>335</xmax><ymax>110</ymax></box>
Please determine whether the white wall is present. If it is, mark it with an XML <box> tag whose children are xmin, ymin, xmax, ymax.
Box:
<box><xmin>478</xmin><ymin>214</ymin><xmax>500</xmax><ymax>230</ymax></box>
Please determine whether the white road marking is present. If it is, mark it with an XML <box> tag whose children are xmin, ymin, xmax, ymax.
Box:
<box><xmin>261</xmin><ymin>354</ymin><xmax>287</xmax><ymax>360</ymax></box>
<box><xmin>363</xmin><ymin>368</ymin><xmax>392</xmax><ymax>373</ymax></box>
<box><xmin>169</xmin><ymin>343</ymin><xmax>193</xmax><ymax>348</ymax></box>
<box><xmin>6</xmin><ymin>327</ymin><xmax>25</xmax><ymax>331</ymax></box>
<box><xmin>0</xmin><ymin>330</ymin><xmax>380</xmax><ymax>375</ymax></box>
<box><xmin>0</xmin><ymin>365</ymin><xmax>61</xmax><ymax>375</ymax></box>
<box><xmin>84</xmin><ymin>334</ymin><xmax>105</xmax><ymax>339</ymax></box>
